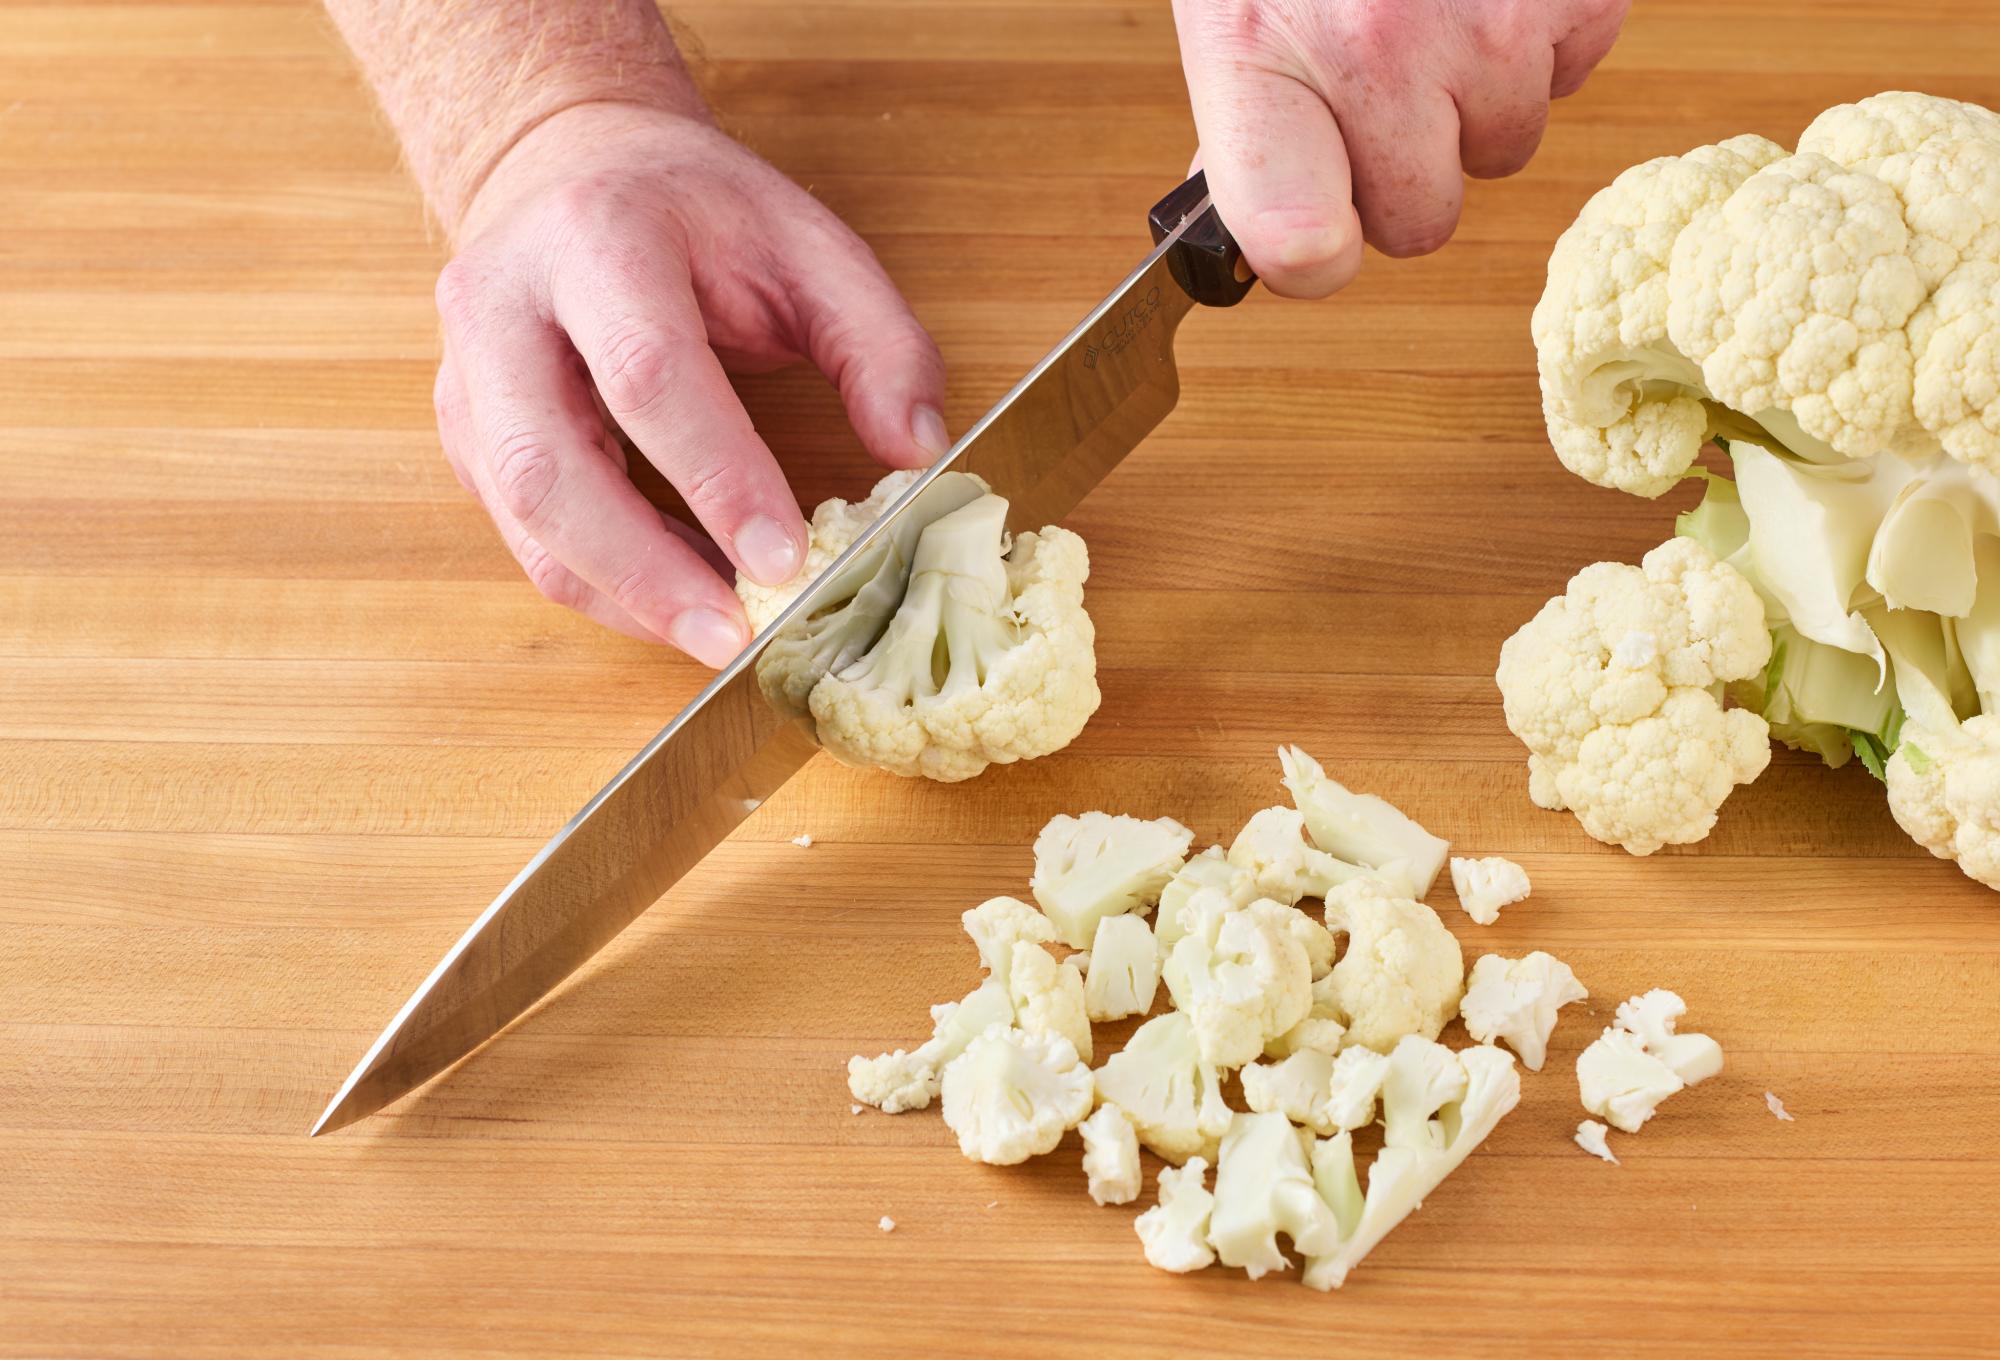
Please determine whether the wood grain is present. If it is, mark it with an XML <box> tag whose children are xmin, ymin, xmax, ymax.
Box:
<box><xmin>4</xmin><ymin>2</ymin><xmax>1999</xmax><ymax>1356</ymax></box>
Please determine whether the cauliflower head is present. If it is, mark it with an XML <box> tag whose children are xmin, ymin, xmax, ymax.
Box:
<box><xmin>939</xmin><ymin>1024</ymin><xmax>1093</xmax><ymax>1165</ymax></box>
<box><xmin>1320</xmin><ymin>878</ymin><xmax>1464</xmax><ymax>1054</ymax></box>
<box><xmin>1496</xmin><ymin>536</ymin><xmax>1774</xmax><ymax>854</ymax></box>
<box><xmin>1887</xmin><ymin>715</ymin><xmax>2000</xmax><ymax>891</ymax></box>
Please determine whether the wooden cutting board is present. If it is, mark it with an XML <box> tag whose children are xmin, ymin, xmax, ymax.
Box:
<box><xmin>5</xmin><ymin>2</ymin><xmax>1999</xmax><ymax>1354</ymax></box>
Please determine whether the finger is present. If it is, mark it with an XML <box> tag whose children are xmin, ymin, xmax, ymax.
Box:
<box><xmin>550</xmin><ymin>248</ymin><xmax>812</xmax><ymax>588</ymax></box>
<box><xmin>1173</xmin><ymin>26</ymin><xmax>1363</xmax><ymax>299</ymax></box>
<box><xmin>433</xmin><ymin>358</ymin><xmax>479</xmax><ymax>497</ymax></box>
<box><xmin>1551</xmin><ymin>0</ymin><xmax>1630</xmax><ymax>99</ymax></box>
<box><xmin>784</xmin><ymin>213</ymin><xmax>953</xmax><ymax>471</ymax></box>
<box><xmin>1454</xmin><ymin>51</ymin><xmax>1555</xmax><ymax>180</ymax></box>
<box><xmin>437</xmin><ymin>262</ymin><xmax>753</xmax><ymax>667</ymax></box>
<box><xmin>1338</xmin><ymin>85</ymin><xmax>1467</xmax><ymax>258</ymax></box>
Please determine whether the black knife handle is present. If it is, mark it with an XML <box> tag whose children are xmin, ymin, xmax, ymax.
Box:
<box><xmin>1149</xmin><ymin>170</ymin><xmax>1256</xmax><ymax>308</ymax></box>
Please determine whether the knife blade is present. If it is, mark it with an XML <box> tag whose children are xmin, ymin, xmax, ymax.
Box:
<box><xmin>310</xmin><ymin>172</ymin><xmax>1252</xmax><ymax>1136</ymax></box>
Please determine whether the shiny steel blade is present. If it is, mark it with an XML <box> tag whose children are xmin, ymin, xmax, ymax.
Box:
<box><xmin>311</xmin><ymin>205</ymin><xmax>1208</xmax><ymax>1136</ymax></box>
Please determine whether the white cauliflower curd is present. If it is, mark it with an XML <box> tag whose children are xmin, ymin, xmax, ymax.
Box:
<box><xmin>1320</xmin><ymin>878</ymin><xmax>1464</xmax><ymax>1054</ymax></box>
<box><xmin>939</xmin><ymin>1025</ymin><xmax>1093</xmax><ymax>1165</ymax></box>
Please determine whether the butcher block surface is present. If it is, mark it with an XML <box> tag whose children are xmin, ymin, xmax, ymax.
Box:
<box><xmin>5</xmin><ymin>2</ymin><xmax>2000</xmax><ymax>1355</ymax></box>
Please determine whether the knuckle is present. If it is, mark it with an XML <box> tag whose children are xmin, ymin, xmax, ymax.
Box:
<box><xmin>488</xmin><ymin>432</ymin><xmax>565</xmax><ymax>530</ymax></box>
<box><xmin>602</xmin><ymin>564</ymin><xmax>656</xmax><ymax>615</ymax></box>
<box><xmin>433</xmin><ymin>258</ymin><xmax>482</xmax><ymax>329</ymax></box>
<box><xmin>516</xmin><ymin>540</ymin><xmax>584</xmax><ymax>609</ymax></box>
<box><xmin>592</xmin><ymin>324</ymin><xmax>677</xmax><ymax>417</ymax></box>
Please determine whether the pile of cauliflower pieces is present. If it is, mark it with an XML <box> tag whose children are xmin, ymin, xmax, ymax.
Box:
<box><xmin>849</xmin><ymin>747</ymin><xmax>1722</xmax><ymax>1288</ymax></box>
<box><xmin>1511</xmin><ymin>90</ymin><xmax>2000</xmax><ymax>892</ymax></box>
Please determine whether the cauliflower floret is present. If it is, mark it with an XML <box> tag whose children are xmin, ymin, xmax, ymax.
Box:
<box><xmin>1082</xmin><ymin>913</ymin><xmax>1159</xmax><ymax>1021</ymax></box>
<box><xmin>1007</xmin><ymin>940</ymin><xmax>1092</xmax><ymax>1064</ymax></box>
<box><xmin>1134</xmin><ymin>1157</ymin><xmax>1216</xmax><ymax>1273</ymax></box>
<box><xmin>1162</xmin><ymin>897</ymin><xmax>1313</xmax><ymax>1068</ymax></box>
<box><xmin>1576</xmin><ymin>988</ymin><xmax>1723</xmax><ymax>1133</ymax></box>
<box><xmin>1322</xmin><ymin>1044</ymin><xmax>1393</xmax><ymax>1133</ymax></box>
<box><xmin>1091</xmin><ymin>1011</ymin><xmax>1233</xmax><ymax>1164</ymax></box>
<box><xmin>1321</xmin><ymin>878</ymin><xmax>1464</xmax><ymax>1054</ymax></box>
<box><xmin>1154</xmin><ymin>847</ymin><xmax>1256</xmax><ymax>957</ymax></box>
<box><xmin>1496</xmin><ymin>536</ymin><xmax>1774</xmax><ymax>854</ymax></box>
<box><xmin>1208</xmin><ymin>1112</ymin><xmax>1343</xmax><ymax>1280</ymax></box>
<box><xmin>847</xmin><ymin>978</ymin><xmax>1013</xmax><ymax>1113</ymax></box>
<box><xmin>1575</xmin><ymin>1119</ymin><xmax>1620</xmax><ymax>1165</ymax></box>
<box><xmin>1227</xmin><ymin>806</ymin><xmax>1374</xmax><ymax>906</ymax></box>
<box><xmin>1459</xmin><ymin>951</ymin><xmax>1589</xmax><ymax>1072</ymax></box>
<box><xmin>1079</xmin><ymin>1102</ymin><xmax>1142</xmax><ymax>1206</ymax></box>
<box><xmin>1448</xmin><ymin>855</ymin><xmax>1531</xmax><ymax>926</ymax></box>
<box><xmin>1239</xmin><ymin>1049</ymin><xmax>1337</xmax><ymax>1136</ymax></box>
<box><xmin>1030</xmin><ymin>811</ymin><xmax>1193</xmax><ymax>947</ymax></box>
<box><xmin>939</xmin><ymin>1025</ymin><xmax>1093</xmax><ymax>1165</ymax></box>
<box><xmin>1912</xmin><ymin>261</ymin><xmax>2000</xmax><ymax>473</ymax></box>
<box><xmin>1303</xmin><ymin>1040</ymin><xmax>1521</xmax><ymax>1291</ymax></box>
<box><xmin>961</xmin><ymin>895</ymin><xmax>1057</xmax><ymax>990</ymax></box>
<box><xmin>1278</xmin><ymin>746</ymin><xmax>1448</xmax><ymax>896</ymax></box>
<box><xmin>736</xmin><ymin>468</ymin><xmax>925</xmax><ymax>632</ymax></box>
<box><xmin>807</xmin><ymin>494</ymin><xmax>1099</xmax><ymax>783</ymax></box>
<box><xmin>1887</xmin><ymin>715</ymin><xmax>2000</xmax><ymax>890</ymax></box>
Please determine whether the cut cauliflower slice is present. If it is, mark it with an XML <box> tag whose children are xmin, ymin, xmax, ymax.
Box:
<box><xmin>1208</xmin><ymin>1112</ymin><xmax>1343</xmax><ymax>1280</ymax></box>
<box><xmin>939</xmin><ymin>1025</ymin><xmax>1093</xmax><ymax>1165</ymax></box>
<box><xmin>1079</xmin><ymin>1102</ymin><xmax>1142</xmax><ymax>1206</ymax></box>
<box><xmin>807</xmin><ymin>493</ymin><xmax>1099</xmax><ymax>783</ymax></box>
<box><xmin>1226</xmin><ymin>806</ymin><xmax>1376</xmax><ymax>906</ymax></box>
<box><xmin>1303</xmin><ymin>1040</ymin><xmax>1521</xmax><ymax>1291</ymax></box>
<box><xmin>1030</xmin><ymin>811</ymin><xmax>1193</xmax><ymax>947</ymax></box>
<box><xmin>1459</xmin><ymin>951</ymin><xmax>1589</xmax><ymax>1072</ymax></box>
<box><xmin>1448</xmin><ymin>855</ymin><xmax>1531</xmax><ymax>926</ymax></box>
<box><xmin>1496</xmin><ymin>536</ymin><xmax>1774</xmax><ymax>854</ymax></box>
<box><xmin>1091</xmin><ymin>1011</ymin><xmax>1233</xmax><ymax>1165</ymax></box>
<box><xmin>1239</xmin><ymin>1049</ymin><xmax>1337</xmax><ymax>1136</ymax></box>
<box><xmin>1007</xmin><ymin>940</ymin><xmax>1092</xmax><ymax>1064</ymax></box>
<box><xmin>1154</xmin><ymin>847</ymin><xmax>1256</xmax><ymax>957</ymax></box>
<box><xmin>1576</xmin><ymin>988</ymin><xmax>1723</xmax><ymax>1133</ymax></box>
<box><xmin>1322</xmin><ymin>1044</ymin><xmax>1393</xmax><ymax>1133</ymax></box>
<box><xmin>1278</xmin><ymin>745</ymin><xmax>1447</xmax><ymax>896</ymax></box>
<box><xmin>1162</xmin><ymin>897</ymin><xmax>1313</xmax><ymax>1068</ymax></box>
<box><xmin>1321</xmin><ymin>878</ymin><xmax>1464</xmax><ymax>1054</ymax></box>
<box><xmin>1886</xmin><ymin>714</ymin><xmax>2000</xmax><ymax>891</ymax></box>
<box><xmin>1134</xmin><ymin>1157</ymin><xmax>1216</xmax><ymax>1273</ymax></box>
<box><xmin>961</xmin><ymin>895</ymin><xmax>1057</xmax><ymax>991</ymax></box>
<box><xmin>1082</xmin><ymin>913</ymin><xmax>1159</xmax><ymax>1022</ymax></box>
<box><xmin>847</xmin><ymin>978</ymin><xmax>1014</xmax><ymax>1113</ymax></box>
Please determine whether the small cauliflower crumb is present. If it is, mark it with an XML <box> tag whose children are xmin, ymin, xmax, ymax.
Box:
<box><xmin>850</xmin><ymin>1104</ymin><xmax>862</xmax><ymax>1115</ymax></box>
<box><xmin>878</xmin><ymin>1215</ymin><xmax>896</xmax><ymax>1233</ymax></box>
<box><xmin>1765</xmin><ymin>1091</ymin><xmax>1795</xmax><ymax>1121</ymax></box>
<box><xmin>791</xmin><ymin>833</ymin><xmax>815</xmax><ymax>848</ymax></box>
<box><xmin>1575</xmin><ymin>1120</ymin><xmax>1619</xmax><ymax>1165</ymax></box>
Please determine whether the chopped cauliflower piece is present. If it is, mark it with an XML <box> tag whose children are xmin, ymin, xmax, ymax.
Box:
<box><xmin>1240</xmin><ymin>1049</ymin><xmax>1337</xmax><ymax>1136</ymax></box>
<box><xmin>1264</xmin><ymin>1013</ymin><xmax>1348</xmax><ymax>1060</ymax></box>
<box><xmin>1321</xmin><ymin>878</ymin><xmax>1464</xmax><ymax>1054</ymax></box>
<box><xmin>1323</xmin><ymin>1044</ymin><xmax>1393</xmax><ymax>1133</ymax></box>
<box><xmin>1278</xmin><ymin>745</ymin><xmax>1449</xmax><ymax>895</ymax></box>
<box><xmin>1079</xmin><ymin>1103</ymin><xmax>1143</xmax><ymax>1206</ymax></box>
<box><xmin>1496</xmin><ymin>536</ymin><xmax>1774</xmax><ymax>854</ymax></box>
<box><xmin>1162</xmin><ymin>897</ymin><xmax>1313</xmax><ymax>1068</ymax></box>
<box><xmin>1575</xmin><ymin>1119</ymin><xmax>1620</xmax><ymax>1164</ymax></box>
<box><xmin>1030</xmin><ymin>811</ymin><xmax>1194</xmax><ymax>947</ymax></box>
<box><xmin>1227</xmin><ymin>806</ymin><xmax>1374</xmax><ymax>906</ymax></box>
<box><xmin>1458</xmin><ymin>951</ymin><xmax>1589</xmax><ymax>1072</ymax></box>
<box><xmin>1082</xmin><ymin>914</ymin><xmax>1158</xmax><ymax>1021</ymax></box>
<box><xmin>1134</xmin><ymin>1157</ymin><xmax>1217</xmax><ymax>1274</ymax></box>
<box><xmin>940</xmin><ymin>1025</ymin><xmax>1093</xmax><ymax>1165</ymax></box>
<box><xmin>1208</xmin><ymin>1112</ymin><xmax>1344</xmax><ymax>1280</ymax></box>
<box><xmin>1766</xmin><ymin>1091</ymin><xmax>1796</xmax><ymax>1122</ymax></box>
<box><xmin>878</xmin><ymin>1215</ymin><xmax>897</xmax><ymax>1233</ymax></box>
<box><xmin>1092</xmin><ymin>1012</ymin><xmax>1233</xmax><ymax>1164</ymax></box>
<box><xmin>1007</xmin><ymin>941</ymin><xmax>1093</xmax><ymax>1064</ymax></box>
<box><xmin>1303</xmin><ymin>1040</ymin><xmax>1521</xmax><ymax>1290</ymax></box>
<box><xmin>847</xmin><ymin>977</ymin><xmax>1013</xmax><ymax>1113</ymax></box>
<box><xmin>961</xmin><ymin>896</ymin><xmax>1057</xmax><ymax>990</ymax></box>
<box><xmin>1576</xmin><ymin>988</ymin><xmax>1723</xmax><ymax>1133</ymax></box>
<box><xmin>790</xmin><ymin>833</ymin><xmax>814</xmax><ymax>849</ymax></box>
<box><xmin>1154</xmin><ymin>847</ymin><xmax>1256</xmax><ymax>956</ymax></box>
<box><xmin>1448</xmin><ymin>855</ymin><xmax>1532</xmax><ymax>925</ymax></box>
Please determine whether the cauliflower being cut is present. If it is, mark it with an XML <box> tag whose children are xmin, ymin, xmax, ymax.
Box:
<box><xmin>847</xmin><ymin>977</ymin><xmax>1014</xmax><ymax>1113</ymax></box>
<box><xmin>1449</xmin><ymin>855</ymin><xmax>1532</xmax><ymax>926</ymax></box>
<box><xmin>1574</xmin><ymin>1119</ymin><xmax>1620</xmax><ymax>1165</ymax></box>
<box><xmin>1497</xmin><ymin>536</ymin><xmax>1774</xmax><ymax>854</ymax></box>
<box><xmin>1302</xmin><ymin>1040</ymin><xmax>1522</xmax><ymax>1291</ymax></box>
<box><xmin>1155</xmin><ymin>848</ymin><xmax>1256</xmax><ymax>957</ymax></box>
<box><xmin>1162</xmin><ymin>897</ymin><xmax>1313</xmax><ymax>1068</ymax></box>
<box><xmin>1239</xmin><ymin>1049</ymin><xmax>1337</xmax><ymax>1136</ymax></box>
<box><xmin>1007</xmin><ymin>941</ymin><xmax>1092</xmax><ymax>1064</ymax></box>
<box><xmin>1134</xmin><ymin>1157</ymin><xmax>1216</xmax><ymax>1273</ymax></box>
<box><xmin>1091</xmin><ymin>1011</ymin><xmax>1233</xmax><ymax>1164</ymax></box>
<box><xmin>961</xmin><ymin>896</ymin><xmax>1057</xmax><ymax>991</ymax></box>
<box><xmin>1030</xmin><ymin>811</ymin><xmax>1194</xmax><ymax>947</ymax></box>
<box><xmin>1079</xmin><ymin>1103</ymin><xmax>1142</xmax><ymax>1206</ymax></box>
<box><xmin>1322</xmin><ymin>1044</ymin><xmax>1393</xmax><ymax>1133</ymax></box>
<box><xmin>939</xmin><ymin>1026</ymin><xmax>1093</xmax><ymax>1165</ymax></box>
<box><xmin>1320</xmin><ymin>878</ymin><xmax>1465</xmax><ymax>1055</ymax></box>
<box><xmin>1576</xmin><ymin>989</ymin><xmax>1724</xmax><ymax>1133</ymax></box>
<box><xmin>804</xmin><ymin>493</ymin><xmax>1100</xmax><ymax>783</ymax></box>
<box><xmin>1278</xmin><ymin>745</ymin><xmax>1449</xmax><ymax>896</ymax></box>
<box><xmin>1207</xmin><ymin>1112</ymin><xmax>1343</xmax><ymax>1280</ymax></box>
<box><xmin>1082</xmin><ymin>913</ymin><xmax>1160</xmax><ymax>1022</ymax></box>
<box><xmin>1227</xmin><ymin>806</ymin><xmax>1375</xmax><ymax>906</ymax></box>
<box><xmin>1458</xmin><ymin>951</ymin><xmax>1589</xmax><ymax>1072</ymax></box>
<box><xmin>737</xmin><ymin>468</ymin><xmax>924</xmax><ymax>633</ymax></box>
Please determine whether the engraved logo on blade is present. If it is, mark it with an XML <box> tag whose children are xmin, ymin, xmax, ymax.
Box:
<box><xmin>1080</xmin><ymin>285</ymin><xmax>1163</xmax><ymax>370</ymax></box>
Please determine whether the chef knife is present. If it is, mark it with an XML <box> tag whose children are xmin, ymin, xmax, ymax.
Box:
<box><xmin>311</xmin><ymin>172</ymin><xmax>1255</xmax><ymax>1135</ymax></box>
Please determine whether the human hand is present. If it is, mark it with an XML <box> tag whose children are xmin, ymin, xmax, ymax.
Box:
<box><xmin>433</xmin><ymin>102</ymin><xmax>949</xmax><ymax>664</ymax></box>
<box><xmin>1172</xmin><ymin>0</ymin><xmax>1629</xmax><ymax>296</ymax></box>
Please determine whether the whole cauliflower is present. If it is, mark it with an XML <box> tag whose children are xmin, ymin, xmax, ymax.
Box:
<box><xmin>1497</xmin><ymin>536</ymin><xmax>1774</xmax><ymax>854</ymax></box>
<box><xmin>1320</xmin><ymin>878</ymin><xmax>1464</xmax><ymax>1054</ymax></box>
<box><xmin>1886</xmin><ymin>716</ymin><xmax>2000</xmax><ymax>889</ymax></box>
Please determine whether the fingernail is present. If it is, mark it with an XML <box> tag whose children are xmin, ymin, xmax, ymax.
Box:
<box><xmin>669</xmin><ymin>608</ymin><xmax>748</xmax><ymax>668</ymax></box>
<box><xmin>911</xmin><ymin>405</ymin><xmax>951</xmax><ymax>460</ymax></box>
<box><xmin>734</xmin><ymin>514</ymin><xmax>805</xmax><ymax>587</ymax></box>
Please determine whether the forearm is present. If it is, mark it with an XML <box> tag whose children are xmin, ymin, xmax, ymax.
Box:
<box><xmin>324</xmin><ymin>0</ymin><xmax>708</xmax><ymax>234</ymax></box>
